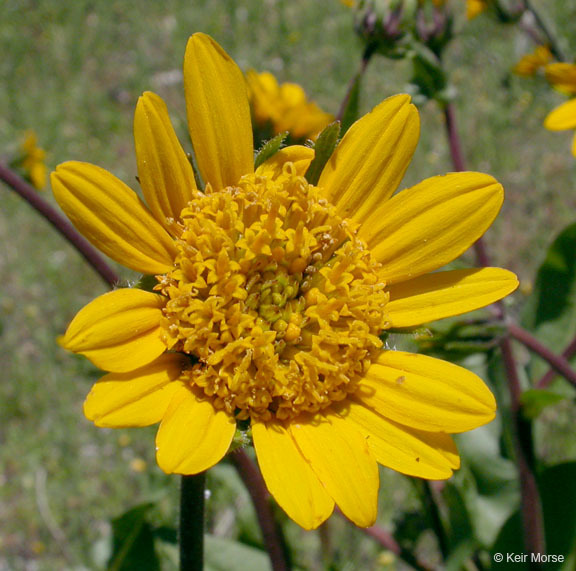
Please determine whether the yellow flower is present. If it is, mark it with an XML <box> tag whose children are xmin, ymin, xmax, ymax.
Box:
<box><xmin>544</xmin><ymin>63</ymin><xmax>576</xmax><ymax>157</ymax></box>
<box><xmin>466</xmin><ymin>0</ymin><xmax>488</xmax><ymax>19</ymax></box>
<box><xmin>52</xmin><ymin>33</ymin><xmax>518</xmax><ymax>530</ymax></box>
<box><xmin>513</xmin><ymin>45</ymin><xmax>553</xmax><ymax>77</ymax></box>
<box><xmin>246</xmin><ymin>70</ymin><xmax>334</xmax><ymax>142</ymax></box>
<box><xmin>18</xmin><ymin>130</ymin><xmax>47</xmax><ymax>190</ymax></box>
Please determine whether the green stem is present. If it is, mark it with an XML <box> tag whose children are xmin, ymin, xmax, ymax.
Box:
<box><xmin>180</xmin><ymin>473</ymin><xmax>206</xmax><ymax>571</ymax></box>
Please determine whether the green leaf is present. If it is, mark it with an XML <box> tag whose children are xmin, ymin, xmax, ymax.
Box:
<box><xmin>540</xmin><ymin>462</ymin><xmax>576</xmax><ymax>562</ymax></box>
<box><xmin>408</xmin><ymin>44</ymin><xmax>447</xmax><ymax>103</ymax></box>
<box><xmin>304</xmin><ymin>121</ymin><xmax>341</xmax><ymax>185</ymax></box>
<box><xmin>520</xmin><ymin>389</ymin><xmax>567</xmax><ymax>420</ymax></box>
<box><xmin>254</xmin><ymin>132</ymin><xmax>288</xmax><ymax>170</ymax></box>
<box><xmin>492</xmin><ymin>462</ymin><xmax>576</xmax><ymax>568</ymax></box>
<box><xmin>521</xmin><ymin>222</ymin><xmax>576</xmax><ymax>380</ymax></box>
<box><xmin>204</xmin><ymin>536</ymin><xmax>271</xmax><ymax>571</ymax></box>
<box><xmin>455</xmin><ymin>424</ymin><xmax>520</xmax><ymax>547</ymax></box>
<box><xmin>339</xmin><ymin>72</ymin><xmax>362</xmax><ymax>136</ymax></box>
<box><xmin>108</xmin><ymin>503</ymin><xmax>160</xmax><ymax>571</ymax></box>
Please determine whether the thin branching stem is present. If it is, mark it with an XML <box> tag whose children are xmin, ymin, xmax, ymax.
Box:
<box><xmin>521</xmin><ymin>0</ymin><xmax>566</xmax><ymax>61</ymax></box>
<box><xmin>509</xmin><ymin>323</ymin><xmax>576</xmax><ymax>388</ymax></box>
<box><xmin>440</xmin><ymin>91</ymin><xmax>546</xmax><ymax>556</ymax></box>
<box><xmin>442</xmin><ymin>103</ymin><xmax>491</xmax><ymax>267</ymax></box>
<box><xmin>0</xmin><ymin>162</ymin><xmax>119</xmax><ymax>287</ymax></box>
<box><xmin>537</xmin><ymin>336</ymin><xmax>576</xmax><ymax>389</ymax></box>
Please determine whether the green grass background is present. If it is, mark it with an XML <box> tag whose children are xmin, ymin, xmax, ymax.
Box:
<box><xmin>1</xmin><ymin>0</ymin><xmax>576</xmax><ymax>568</ymax></box>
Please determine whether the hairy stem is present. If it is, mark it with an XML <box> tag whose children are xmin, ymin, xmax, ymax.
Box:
<box><xmin>0</xmin><ymin>163</ymin><xmax>118</xmax><ymax>287</ymax></box>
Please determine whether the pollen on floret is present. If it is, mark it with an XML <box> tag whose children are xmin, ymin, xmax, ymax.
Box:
<box><xmin>156</xmin><ymin>163</ymin><xmax>390</xmax><ymax>422</ymax></box>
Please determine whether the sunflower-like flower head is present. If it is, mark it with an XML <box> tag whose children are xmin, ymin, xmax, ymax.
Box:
<box><xmin>544</xmin><ymin>62</ymin><xmax>576</xmax><ymax>157</ymax></box>
<box><xmin>52</xmin><ymin>34</ymin><xmax>518</xmax><ymax>530</ymax></box>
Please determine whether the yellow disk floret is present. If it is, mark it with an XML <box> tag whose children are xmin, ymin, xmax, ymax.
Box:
<box><xmin>157</xmin><ymin>164</ymin><xmax>389</xmax><ymax>421</ymax></box>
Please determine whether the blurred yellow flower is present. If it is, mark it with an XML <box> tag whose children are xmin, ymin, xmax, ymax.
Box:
<box><xmin>130</xmin><ymin>458</ymin><xmax>148</xmax><ymax>472</ymax></box>
<box><xmin>466</xmin><ymin>0</ymin><xmax>487</xmax><ymax>19</ymax></box>
<box><xmin>246</xmin><ymin>70</ymin><xmax>334</xmax><ymax>142</ymax></box>
<box><xmin>513</xmin><ymin>45</ymin><xmax>553</xmax><ymax>77</ymax></box>
<box><xmin>341</xmin><ymin>0</ymin><xmax>356</xmax><ymax>6</ymax></box>
<box><xmin>52</xmin><ymin>33</ymin><xmax>517</xmax><ymax>530</ymax></box>
<box><xmin>544</xmin><ymin>62</ymin><xmax>576</xmax><ymax>157</ymax></box>
<box><xmin>17</xmin><ymin>130</ymin><xmax>47</xmax><ymax>190</ymax></box>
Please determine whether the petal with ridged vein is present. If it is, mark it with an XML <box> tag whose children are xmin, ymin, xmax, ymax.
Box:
<box><xmin>184</xmin><ymin>33</ymin><xmax>253</xmax><ymax>190</ymax></box>
<box><xmin>84</xmin><ymin>354</ymin><xmax>187</xmax><ymax>427</ymax></box>
<box><xmin>60</xmin><ymin>288</ymin><xmax>166</xmax><ymax>373</ymax></box>
<box><xmin>360</xmin><ymin>172</ymin><xmax>503</xmax><ymax>284</ymax></box>
<box><xmin>252</xmin><ymin>420</ymin><xmax>334</xmax><ymax>530</ymax></box>
<box><xmin>290</xmin><ymin>413</ymin><xmax>378</xmax><ymax>528</ymax></box>
<box><xmin>386</xmin><ymin>268</ymin><xmax>518</xmax><ymax>328</ymax></box>
<box><xmin>356</xmin><ymin>351</ymin><xmax>496</xmax><ymax>433</ymax></box>
<box><xmin>51</xmin><ymin>162</ymin><xmax>176</xmax><ymax>274</ymax></box>
<box><xmin>346</xmin><ymin>400</ymin><xmax>459</xmax><ymax>479</ymax></box>
<box><xmin>134</xmin><ymin>91</ymin><xmax>196</xmax><ymax>225</ymax></box>
<box><xmin>156</xmin><ymin>384</ymin><xmax>236</xmax><ymax>474</ymax></box>
<box><xmin>318</xmin><ymin>94</ymin><xmax>419</xmax><ymax>223</ymax></box>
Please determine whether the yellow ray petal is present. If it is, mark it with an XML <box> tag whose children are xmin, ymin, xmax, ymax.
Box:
<box><xmin>84</xmin><ymin>353</ymin><xmax>187</xmax><ymax>427</ymax></box>
<box><xmin>544</xmin><ymin>98</ymin><xmax>576</xmax><ymax>131</ymax></box>
<box><xmin>51</xmin><ymin>162</ymin><xmax>177</xmax><ymax>274</ymax></box>
<box><xmin>386</xmin><ymin>268</ymin><xmax>518</xmax><ymax>328</ymax></box>
<box><xmin>346</xmin><ymin>400</ymin><xmax>459</xmax><ymax>479</ymax></box>
<box><xmin>318</xmin><ymin>94</ymin><xmax>420</xmax><ymax>223</ymax></box>
<box><xmin>184</xmin><ymin>33</ymin><xmax>253</xmax><ymax>190</ymax></box>
<box><xmin>290</xmin><ymin>412</ymin><xmax>379</xmax><ymax>527</ymax></box>
<box><xmin>156</xmin><ymin>384</ymin><xmax>236</xmax><ymax>474</ymax></box>
<box><xmin>134</xmin><ymin>91</ymin><xmax>197</xmax><ymax>224</ymax></box>
<box><xmin>356</xmin><ymin>351</ymin><xmax>496</xmax><ymax>433</ymax></box>
<box><xmin>255</xmin><ymin>145</ymin><xmax>314</xmax><ymax>179</ymax></box>
<box><xmin>252</xmin><ymin>420</ymin><xmax>334</xmax><ymax>530</ymax></box>
<box><xmin>60</xmin><ymin>288</ymin><xmax>166</xmax><ymax>373</ymax></box>
<box><xmin>361</xmin><ymin>172</ymin><xmax>503</xmax><ymax>284</ymax></box>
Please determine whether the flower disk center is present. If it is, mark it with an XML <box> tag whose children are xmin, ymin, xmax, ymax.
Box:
<box><xmin>157</xmin><ymin>164</ymin><xmax>389</xmax><ymax>421</ymax></box>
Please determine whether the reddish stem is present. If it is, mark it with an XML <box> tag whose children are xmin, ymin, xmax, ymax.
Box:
<box><xmin>509</xmin><ymin>323</ymin><xmax>576</xmax><ymax>388</ymax></box>
<box><xmin>443</xmin><ymin>104</ymin><xmax>491</xmax><ymax>268</ymax></box>
<box><xmin>441</xmin><ymin>97</ymin><xmax>546</xmax><ymax>556</ymax></box>
<box><xmin>230</xmin><ymin>451</ymin><xmax>290</xmax><ymax>571</ymax></box>
<box><xmin>537</xmin><ymin>336</ymin><xmax>576</xmax><ymax>388</ymax></box>
<box><xmin>0</xmin><ymin>163</ymin><xmax>118</xmax><ymax>287</ymax></box>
